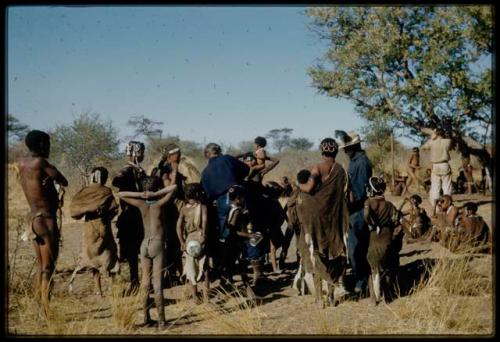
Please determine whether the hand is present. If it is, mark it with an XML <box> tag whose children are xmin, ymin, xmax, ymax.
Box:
<box><xmin>142</xmin><ymin>191</ymin><xmax>154</xmax><ymax>199</ymax></box>
<box><xmin>181</xmin><ymin>242</ymin><xmax>186</xmax><ymax>251</ymax></box>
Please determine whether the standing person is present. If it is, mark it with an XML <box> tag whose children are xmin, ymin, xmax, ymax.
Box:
<box><xmin>406</xmin><ymin>147</ymin><xmax>422</xmax><ymax>192</ymax></box>
<box><xmin>112</xmin><ymin>141</ymin><xmax>147</xmax><ymax>294</ymax></box>
<box><xmin>155</xmin><ymin>143</ymin><xmax>190</xmax><ymax>285</ymax></box>
<box><xmin>200</xmin><ymin>143</ymin><xmax>249</xmax><ymax>280</ymax></box>
<box><xmin>335</xmin><ymin>130</ymin><xmax>373</xmax><ymax>296</ymax></box>
<box><xmin>68</xmin><ymin>167</ymin><xmax>120</xmax><ymax>297</ymax></box>
<box><xmin>117</xmin><ymin>177</ymin><xmax>177</xmax><ymax>329</ymax></box>
<box><xmin>176</xmin><ymin>183</ymin><xmax>210</xmax><ymax>303</ymax></box>
<box><xmin>458</xmin><ymin>155</ymin><xmax>476</xmax><ymax>195</ymax></box>
<box><xmin>420</xmin><ymin>128</ymin><xmax>453</xmax><ymax>217</ymax></box>
<box><xmin>297</xmin><ymin>138</ymin><xmax>350</xmax><ymax>307</ymax></box>
<box><xmin>18</xmin><ymin>130</ymin><xmax>68</xmax><ymax>313</ymax></box>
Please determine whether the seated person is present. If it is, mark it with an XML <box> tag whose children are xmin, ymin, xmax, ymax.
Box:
<box><xmin>427</xmin><ymin>195</ymin><xmax>459</xmax><ymax>246</ymax></box>
<box><xmin>399</xmin><ymin>194</ymin><xmax>431</xmax><ymax>240</ymax></box>
<box><xmin>454</xmin><ymin>202</ymin><xmax>491</xmax><ymax>253</ymax></box>
<box><xmin>390</xmin><ymin>170</ymin><xmax>408</xmax><ymax>196</ymax></box>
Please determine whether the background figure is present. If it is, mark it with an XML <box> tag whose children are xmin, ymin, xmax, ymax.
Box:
<box><xmin>112</xmin><ymin>141</ymin><xmax>146</xmax><ymax>294</ymax></box>
<box><xmin>406</xmin><ymin>147</ymin><xmax>421</xmax><ymax>192</ymax></box>
<box><xmin>420</xmin><ymin>128</ymin><xmax>453</xmax><ymax>217</ymax></box>
<box><xmin>336</xmin><ymin>130</ymin><xmax>372</xmax><ymax>296</ymax></box>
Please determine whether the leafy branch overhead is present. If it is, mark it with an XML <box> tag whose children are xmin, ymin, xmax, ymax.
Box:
<box><xmin>306</xmin><ymin>6</ymin><xmax>493</xmax><ymax>172</ymax></box>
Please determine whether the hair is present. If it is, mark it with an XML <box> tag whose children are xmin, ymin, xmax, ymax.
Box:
<box><xmin>435</xmin><ymin>128</ymin><xmax>445</xmax><ymax>137</ymax></box>
<box><xmin>297</xmin><ymin>169</ymin><xmax>311</xmax><ymax>184</ymax></box>
<box><xmin>25</xmin><ymin>130</ymin><xmax>50</xmax><ymax>152</ymax></box>
<box><xmin>184</xmin><ymin>183</ymin><xmax>203</xmax><ymax>201</ymax></box>
<box><xmin>204</xmin><ymin>143</ymin><xmax>222</xmax><ymax>157</ymax></box>
<box><xmin>126</xmin><ymin>141</ymin><xmax>145</xmax><ymax>156</ymax></box>
<box><xmin>141</xmin><ymin>176</ymin><xmax>162</xmax><ymax>192</ymax></box>
<box><xmin>254</xmin><ymin>136</ymin><xmax>267</xmax><ymax>148</ymax></box>
<box><xmin>163</xmin><ymin>143</ymin><xmax>180</xmax><ymax>155</ymax></box>
<box><xmin>410</xmin><ymin>194</ymin><xmax>422</xmax><ymax>206</ymax></box>
<box><xmin>367</xmin><ymin>176</ymin><xmax>386</xmax><ymax>196</ymax></box>
<box><xmin>228</xmin><ymin>185</ymin><xmax>245</xmax><ymax>202</ymax></box>
<box><xmin>282</xmin><ymin>176</ymin><xmax>289</xmax><ymax>183</ymax></box>
<box><xmin>412</xmin><ymin>147</ymin><xmax>419</xmax><ymax>152</ymax></box>
<box><xmin>439</xmin><ymin>194</ymin><xmax>453</xmax><ymax>204</ymax></box>
<box><xmin>320</xmin><ymin>138</ymin><xmax>338</xmax><ymax>158</ymax></box>
<box><xmin>90</xmin><ymin>166</ymin><xmax>109</xmax><ymax>185</ymax></box>
<box><xmin>464</xmin><ymin>201</ymin><xmax>478</xmax><ymax>214</ymax></box>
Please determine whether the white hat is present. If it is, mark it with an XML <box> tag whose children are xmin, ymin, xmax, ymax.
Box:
<box><xmin>335</xmin><ymin>130</ymin><xmax>363</xmax><ymax>149</ymax></box>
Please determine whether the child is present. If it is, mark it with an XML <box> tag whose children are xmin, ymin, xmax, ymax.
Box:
<box><xmin>422</xmin><ymin>168</ymin><xmax>432</xmax><ymax>193</ymax></box>
<box><xmin>226</xmin><ymin>185</ymin><xmax>264</xmax><ymax>290</ymax></box>
<box><xmin>176</xmin><ymin>183</ymin><xmax>210</xmax><ymax>303</ymax></box>
<box><xmin>18</xmin><ymin>130</ymin><xmax>68</xmax><ymax>313</ymax></box>
<box><xmin>391</xmin><ymin>170</ymin><xmax>408</xmax><ymax>196</ymax></box>
<box><xmin>251</xmin><ymin>136</ymin><xmax>280</xmax><ymax>179</ymax></box>
<box><xmin>399</xmin><ymin>194</ymin><xmax>431</xmax><ymax>241</ymax></box>
<box><xmin>69</xmin><ymin>167</ymin><xmax>120</xmax><ymax>297</ymax></box>
<box><xmin>406</xmin><ymin>147</ymin><xmax>421</xmax><ymax>192</ymax></box>
<box><xmin>459</xmin><ymin>156</ymin><xmax>476</xmax><ymax>194</ymax></box>
<box><xmin>364</xmin><ymin>177</ymin><xmax>403</xmax><ymax>304</ymax></box>
<box><xmin>428</xmin><ymin>194</ymin><xmax>459</xmax><ymax>245</ymax></box>
<box><xmin>455</xmin><ymin>202</ymin><xmax>490</xmax><ymax>253</ymax></box>
<box><xmin>117</xmin><ymin>177</ymin><xmax>177</xmax><ymax>329</ymax></box>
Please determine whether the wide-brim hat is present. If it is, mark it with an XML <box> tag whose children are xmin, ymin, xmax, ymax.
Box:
<box><xmin>335</xmin><ymin>130</ymin><xmax>363</xmax><ymax>149</ymax></box>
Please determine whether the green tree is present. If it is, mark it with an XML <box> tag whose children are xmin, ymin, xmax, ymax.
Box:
<box><xmin>266</xmin><ymin>128</ymin><xmax>294</xmax><ymax>153</ymax></box>
<box><xmin>289</xmin><ymin>137</ymin><xmax>314</xmax><ymax>151</ymax></box>
<box><xmin>51</xmin><ymin>112</ymin><xmax>120</xmax><ymax>184</ymax></box>
<box><xmin>127</xmin><ymin>115</ymin><xmax>163</xmax><ymax>142</ymax></box>
<box><xmin>7</xmin><ymin>114</ymin><xmax>29</xmax><ymax>143</ymax></box>
<box><xmin>306</xmin><ymin>6</ymin><xmax>493</xmax><ymax>175</ymax></box>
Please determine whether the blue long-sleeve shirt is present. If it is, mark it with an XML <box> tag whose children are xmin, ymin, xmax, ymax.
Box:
<box><xmin>201</xmin><ymin>154</ymin><xmax>250</xmax><ymax>200</ymax></box>
<box><xmin>347</xmin><ymin>150</ymin><xmax>372</xmax><ymax>212</ymax></box>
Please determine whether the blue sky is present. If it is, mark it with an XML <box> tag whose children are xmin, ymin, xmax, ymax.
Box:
<box><xmin>7</xmin><ymin>6</ymin><xmax>369</xmax><ymax>151</ymax></box>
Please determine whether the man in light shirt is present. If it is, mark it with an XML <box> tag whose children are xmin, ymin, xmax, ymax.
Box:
<box><xmin>420</xmin><ymin>128</ymin><xmax>453</xmax><ymax>217</ymax></box>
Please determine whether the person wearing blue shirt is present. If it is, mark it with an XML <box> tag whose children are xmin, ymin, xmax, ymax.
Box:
<box><xmin>337</xmin><ymin>131</ymin><xmax>373</xmax><ymax>296</ymax></box>
<box><xmin>200</xmin><ymin>143</ymin><xmax>249</xmax><ymax>242</ymax></box>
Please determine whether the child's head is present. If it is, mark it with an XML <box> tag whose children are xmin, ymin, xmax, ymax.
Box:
<box><xmin>228</xmin><ymin>185</ymin><xmax>246</xmax><ymax>206</ymax></box>
<box><xmin>464</xmin><ymin>201</ymin><xmax>478</xmax><ymax>215</ymax></box>
<box><xmin>297</xmin><ymin>169</ymin><xmax>311</xmax><ymax>184</ymax></box>
<box><xmin>126</xmin><ymin>141</ymin><xmax>145</xmax><ymax>162</ymax></box>
<box><xmin>367</xmin><ymin>176</ymin><xmax>386</xmax><ymax>197</ymax></box>
<box><xmin>319</xmin><ymin>138</ymin><xmax>339</xmax><ymax>158</ymax></box>
<box><xmin>412</xmin><ymin>147</ymin><xmax>419</xmax><ymax>154</ymax></box>
<box><xmin>254</xmin><ymin>136</ymin><xmax>267</xmax><ymax>149</ymax></box>
<box><xmin>141</xmin><ymin>176</ymin><xmax>162</xmax><ymax>192</ymax></box>
<box><xmin>437</xmin><ymin>194</ymin><xmax>453</xmax><ymax>210</ymax></box>
<box><xmin>282</xmin><ymin>176</ymin><xmax>290</xmax><ymax>185</ymax></box>
<box><xmin>410</xmin><ymin>194</ymin><xmax>422</xmax><ymax>207</ymax></box>
<box><xmin>184</xmin><ymin>183</ymin><xmax>203</xmax><ymax>202</ymax></box>
<box><xmin>163</xmin><ymin>143</ymin><xmax>181</xmax><ymax>163</ymax></box>
<box><xmin>90</xmin><ymin>166</ymin><xmax>109</xmax><ymax>185</ymax></box>
<box><xmin>25</xmin><ymin>130</ymin><xmax>50</xmax><ymax>157</ymax></box>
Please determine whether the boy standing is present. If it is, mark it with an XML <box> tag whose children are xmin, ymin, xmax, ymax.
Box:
<box><xmin>117</xmin><ymin>177</ymin><xmax>177</xmax><ymax>328</ymax></box>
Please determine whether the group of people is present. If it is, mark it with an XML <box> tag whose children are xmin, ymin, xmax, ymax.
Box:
<box><xmin>16</xmin><ymin>127</ymin><xmax>491</xmax><ymax>327</ymax></box>
<box><xmin>391</xmin><ymin>129</ymin><xmax>492</xmax><ymax>199</ymax></box>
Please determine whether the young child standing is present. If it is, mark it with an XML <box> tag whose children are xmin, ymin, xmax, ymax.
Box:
<box><xmin>176</xmin><ymin>183</ymin><xmax>210</xmax><ymax>303</ymax></box>
<box><xmin>117</xmin><ymin>177</ymin><xmax>177</xmax><ymax>329</ymax></box>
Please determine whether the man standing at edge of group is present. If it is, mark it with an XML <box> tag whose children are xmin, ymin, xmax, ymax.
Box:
<box><xmin>112</xmin><ymin>141</ymin><xmax>147</xmax><ymax>294</ymax></box>
<box><xmin>420</xmin><ymin>128</ymin><xmax>453</xmax><ymax>217</ymax></box>
<box><xmin>200</xmin><ymin>143</ymin><xmax>249</xmax><ymax>281</ymax></box>
<box><xmin>336</xmin><ymin>130</ymin><xmax>373</xmax><ymax>296</ymax></box>
<box><xmin>18</xmin><ymin>130</ymin><xmax>68</xmax><ymax>314</ymax></box>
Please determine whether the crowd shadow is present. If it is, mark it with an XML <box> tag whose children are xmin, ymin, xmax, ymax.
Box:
<box><xmin>396</xmin><ymin>257</ymin><xmax>437</xmax><ymax>297</ymax></box>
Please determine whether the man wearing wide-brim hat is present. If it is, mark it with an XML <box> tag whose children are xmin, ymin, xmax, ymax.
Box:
<box><xmin>335</xmin><ymin>130</ymin><xmax>373</xmax><ymax>296</ymax></box>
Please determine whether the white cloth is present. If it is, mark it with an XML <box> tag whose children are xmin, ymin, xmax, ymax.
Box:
<box><xmin>429</xmin><ymin>162</ymin><xmax>452</xmax><ymax>207</ymax></box>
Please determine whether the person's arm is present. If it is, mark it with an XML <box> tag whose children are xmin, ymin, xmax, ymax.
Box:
<box><xmin>176</xmin><ymin>209</ymin><xmax>186</xmax><ymax>251</ymax></box>
<box><xmin>156</xmin><ymin>185</ymin><xmax>178</xmax><ymax>207</ymax></box>
<box><xmin>41</xmin><ymin>159</ymin><xmax>68</xmax><ymax>186</ymax></box>
<box><xmin>420</xmin><ymin>139</ymin><xmax>431</xmax><ymax>151</ymax></box>
<box><xmin>260</xmin><ymin>159</ymin><xmax>280</xmax><ymax>176</ymax></box>
<box><xmin>200</xmin><ymin>204</ymin><xmax>208</xmax><ymax>246</ymax></box>
<box><xmin>116</xmin><ymin>191</ymin><xmax>146</xmax><ymax>209</ymax></box>
<box><xmin>299</xmin><ymin>165</ymin><xmax>319</xmax><ymax>193</ymax></box>
<box><xmin>152</xmin><ymin>184</ymin><xmax>177</xmax><ymax>199</ymax></box>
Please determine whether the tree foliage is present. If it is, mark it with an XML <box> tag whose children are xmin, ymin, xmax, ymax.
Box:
<box><xmin>306</xmin><ymin>6</ymin><xmax>493</xmax><ymax>172</ymax></box>
<box><xmin>7</xmin><ymin>114</ymin><xmax>30</xmax><ymax>143</ymax></box>
<box><xmin>50</xmin><ymin>112</ymin><xmax>120</xmax><ymax>182</ymax></box>
<box><xmin>127</xmin><ymin>115</ymin><xmax>163</xmax><ymax>142</ymax></box>
<box><xmin>266</xmin><ymin>128</ymin><xmax>294</xmax><ymax>153</ymax></box>
<box><xmin>289</xmin><ymin>137</ymin><xmax>314</xmax><ymax>151</ymax></box>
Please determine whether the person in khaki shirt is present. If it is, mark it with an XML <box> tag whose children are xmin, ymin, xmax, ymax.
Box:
<box><xmin>421</xmin><ymin>128</ymin><xmax>453</xmax><ymax>217</ymax></box>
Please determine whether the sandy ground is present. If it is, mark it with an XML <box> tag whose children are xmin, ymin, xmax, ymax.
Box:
<box><xmin>6</xmin><ymin>175</ymin><xmax>494</xmax><ymax>336</ymax></box>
